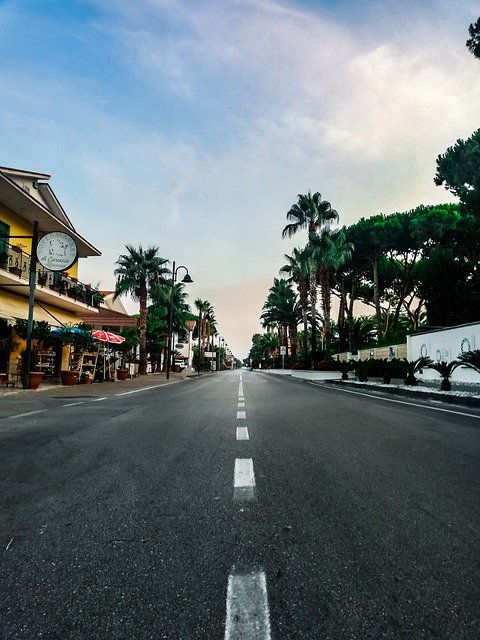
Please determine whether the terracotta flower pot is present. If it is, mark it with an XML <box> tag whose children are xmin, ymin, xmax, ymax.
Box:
<box><xmin>61</xmin><ymin>370</ymin><xmax>79</xmax><ymax>386</ymax></box>
<box><xmin>116</xmin><ymin>369</ymin><xmax>128</xmax><ymax>380</ymax></box>
<box><xmin>28</xmin><ymin>372</ymin><xmax>43</xmax><ymax>390</ymax></box>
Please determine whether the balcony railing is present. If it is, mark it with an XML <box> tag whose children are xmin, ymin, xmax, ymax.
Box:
<box><xmin>0</xmin><ymin>242</ymin><xmax>102</xmax><ymax>308</ymax></box>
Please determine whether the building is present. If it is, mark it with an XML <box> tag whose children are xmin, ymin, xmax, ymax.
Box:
<box><xmin>0</xmin><ymin>165</ymin><xmax>101</xmax><ymax>377</ymax></box>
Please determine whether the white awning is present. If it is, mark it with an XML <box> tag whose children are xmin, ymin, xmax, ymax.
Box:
<box><xmin>0</xmin><ymin>291</ymin><xmax>81</xmax><ymax>326</ymax></box>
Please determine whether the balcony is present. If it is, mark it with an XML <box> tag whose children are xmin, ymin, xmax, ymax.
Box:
<box><xmin>0</xmin><ymin>242</ymin><xmax>101</xmax><ymax>313</ymax></box>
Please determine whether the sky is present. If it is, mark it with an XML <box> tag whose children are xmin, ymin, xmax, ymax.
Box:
<box><xmin>0</xmin><ymin>0</ymin><xmax>479</xmax><ymax>358</ymax></box>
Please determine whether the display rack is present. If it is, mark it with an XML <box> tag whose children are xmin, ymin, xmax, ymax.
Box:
<box><xmin>37</xmin><ymin>352</ymin><xmax>56</xmax><ymax>377</ymax></box>
<box><xmin>78</xmin><ymin>351</ymin><xmax>98</xmax><ymax>381</ymax></box>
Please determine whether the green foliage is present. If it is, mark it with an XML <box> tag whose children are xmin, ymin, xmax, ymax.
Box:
<box><xmin>466</xmin><ymin>18</ymin><xmax>480</xmax><ymax>59</ymax></box>
<box><xmin>435</xmin><ymin>128</ymin><xmax>480</xmax><ymax>213</ymax></box>
<box><xmin>0</xmin><ymin>336</ymin><xmax>18</xmax><ymax>354</ymax></box>
<box><xmin>403</xmin><ymin>356</ymin><xmax>432</xmax><ymax>386</ymax></box>
<box><xmin>457</xmin><ymin>349</ymin><xmax>480</xmax><ymax>375</ymax></box>
<box><xmin>114</xmin><ymin>245</ymin><xmax>169</xmax><ymax>375</ymax></box>
<box><xmin>428</xmin><ymin>360</ymin><xmax>460</xmax><ymax>391</ymax></box>
<box><xmin>353</xmin><ymin>359</ymin><xmax>370</xmax><ymax>382</ymax></box>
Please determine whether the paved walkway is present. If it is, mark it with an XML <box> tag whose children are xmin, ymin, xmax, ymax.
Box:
<box><xmin>0</xmin><ymin>369</ymin><xmax>199</xmax><ymax>399</ymax></box>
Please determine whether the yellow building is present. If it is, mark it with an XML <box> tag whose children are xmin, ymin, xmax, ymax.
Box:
<box><xmin>0</xmin><ymin>165</ymin><xmax>101</xmax><ymax>378</ymax></box>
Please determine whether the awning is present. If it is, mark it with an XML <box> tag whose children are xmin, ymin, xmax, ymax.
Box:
<box><xmin>0</xmin><ymin>290</ymin><xmax>81</xmax><ymax>326</ymax></box>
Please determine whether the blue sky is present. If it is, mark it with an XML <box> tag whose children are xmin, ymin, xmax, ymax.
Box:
<box><xmin>0</xmin><ymin>0</ymin><xmax>479</xmax><ymax>357</ymax></box>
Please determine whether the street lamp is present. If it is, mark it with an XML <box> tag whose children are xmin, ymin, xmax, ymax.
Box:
<box><xmin>166</xmin><ymin>260</ymin><xmax>193</xmax><ymax>380</ymax></box>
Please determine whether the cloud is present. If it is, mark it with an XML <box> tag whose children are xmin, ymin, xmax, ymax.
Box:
<box><xmin>1</xmin><ymin>0</ymin><xmax>479</xmax><ymax>356</ymax></box>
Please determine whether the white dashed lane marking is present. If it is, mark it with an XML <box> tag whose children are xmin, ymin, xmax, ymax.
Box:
<box><xmin>9</xmin><ymin>410</ymin><xmax>47</xmax><ymax>420</ymax></box>
<box><xmin>236</xmin><ymin>426</ymin><xmax>249</xmax><ymax>441</ymax></box>
<box><xmin>234</xmin><ymin>458</ymin><xmax>255</xmax><ymax>501</ymax></box>
<box><xmin>224</xmin><ymin>567</ymin><xmax>271</xmax><ymax>640</ymax></box>
<box><xmin>237</xmin><ymin>411</ymin><xmax>246</xmax><ymax>419</ymax></box>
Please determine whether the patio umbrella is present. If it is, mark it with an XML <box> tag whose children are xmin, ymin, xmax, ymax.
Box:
<box><xmin>91</xmin><ymin>330</ymin><xmax>125</xmax><ymax>381</ymax></box>
<box><xmin>90</xmin><ymin>330</ymin><xmax>125</xmax><ymax>344</ymax></box>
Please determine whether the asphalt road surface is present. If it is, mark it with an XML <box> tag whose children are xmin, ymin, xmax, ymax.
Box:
<box><xmin>1</xmin><ymin>370</ymin><xmax>479</xmax><ymax>639</ymax></box>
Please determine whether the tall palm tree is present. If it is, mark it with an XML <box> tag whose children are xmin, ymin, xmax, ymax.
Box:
<box><xmin>150</xmin><ymin>282</ymin><xmax>190</xmax><ymax>370</ymax></box>
<box><xmin>280</xmin><ymin>247</ymin><xmax>310</xmax><ymax>362</ymax></box>
<box><xmin>261</xmin><ymin>278</ymin><xmax>301</xmax><ymax>361</ymax></box>
<box><xmin>309</xmin><ymin>229</ymin><xmax>353</xmax><ymax>359</ymax></box>
<box><xmin>282</xmin><ymin>191</ymin><xmax>339</xmax><ymax>360</ymax></box>
<box><xmin>114</xmin><ymin>245</ymin><xmax>169</xmax><ymax>375</ymax></box>
<box><xmin>194</xmin><ymin>299</ymin><xmax>212</xmax><ymax>371</ymax></box>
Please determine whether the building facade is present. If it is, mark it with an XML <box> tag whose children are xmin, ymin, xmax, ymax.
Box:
<box><xmin>0</xmin><ymin>165</ymin><xmax>101</xmax><ymax>377</ymax></box>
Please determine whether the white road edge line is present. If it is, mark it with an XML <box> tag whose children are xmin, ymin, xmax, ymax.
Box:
<box><xmin>63</xmin><ymin>401</ymin><xmax>85</xmax><ymax>407</ymax></box>
<box><xmin>313</xmin><ymin>383</ymin><xmax>480</xmax><ymax>419</ymax></box>
<box><xmin>10</xmin><ymin>410</ymin><xmax>47</xmax><ymax>419</ymax></box>
<box><xmin>224</xmin><ymin>568</ymin><xmax>271</xmax><ymax>640</ymax></box>
<box><xmin>91</xmin><ymin>397</ymin><xmax>107</xmax><ymax>402</ymax></box>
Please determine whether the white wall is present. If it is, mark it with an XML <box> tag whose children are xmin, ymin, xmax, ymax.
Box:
<box><xmin>408</xmin><ymin>322</ymin><xmax>480</xmax><ymax>383</ymax></box>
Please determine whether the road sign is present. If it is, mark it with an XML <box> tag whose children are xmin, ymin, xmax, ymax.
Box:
<box><xmin>280</xmin><ymin>346</ymin><xmax>286</xmax><ymax>356</ymax></box>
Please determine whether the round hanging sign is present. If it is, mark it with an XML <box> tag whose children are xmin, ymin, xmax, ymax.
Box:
<box><xmin>37</xmin><ymin>232</ymin><xmax>78</xmax><ymax>272</ymax></box>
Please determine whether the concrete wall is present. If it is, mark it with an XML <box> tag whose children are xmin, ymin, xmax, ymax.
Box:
<box><xmin>408</xmin><ymin>322</ymin><xmax>480</xmax><ymax>383</ymax></box>
<box><xmin>334</xmin><ymin>343</ymin><xmax>407</xmax><ymax>362</ymax></box>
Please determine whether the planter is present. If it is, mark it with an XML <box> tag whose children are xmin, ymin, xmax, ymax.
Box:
<box><xmin>171</xmin><ymin>364</ymin><xmax>181</xmax><ymax>373</ymax></box>
<box><xmin>28</xmin><ymin>372</ymin><xmax>43</xmax><ymax>390</ymax></box>
<box><xmin>116</xmin><ymin>368</ymin><xmax>128</xmax><ymax>380</ymax></box>
<box><xmin>60</xmin><ymin>370</ymin><xmax>79</xmax><ymax>386</ymax></box>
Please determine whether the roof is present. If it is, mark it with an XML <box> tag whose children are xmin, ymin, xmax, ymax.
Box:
<box><xmin>0</xmin><ymin>166</ymin><xmax>101</xmax><ymax>258</ymax></box>
<box><xmin>80</xmin><ymin>306</ymin><xmax>137</xmax><ymax>328</ymax></box>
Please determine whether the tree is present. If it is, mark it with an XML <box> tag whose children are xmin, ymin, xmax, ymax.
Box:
<box><xmin>194</xmin><ymin>299</ymin><xmax>213</xmax><ymax>371</ymax></box>
<box><xmin>466</xmin><ymin>18</ymin><xmax>480</xmax><ymax>59</ymax></box>
<box><xmin>114</xmin><ymin>245</ymin><xmax>169</xmax><ymax>375</ymax></box>
<box><xmin>282</xmin><ymin>191</ymin><xmax>338</xmax><ymax>360</ymax></box>
<box><xmin>261</xmin><ymin>278</ymin><xmax>301</xmax><ymax>362</ymax></box>
<box><xmin>280</xmin><ymin>247</ymin><xmax>311</xmax><ymax>363</ymax></box>
<box><xmin>309</xmin><ymin>229</ymin><xmax>353</xmax><ymax>359</ymax></box>
<box><xmin>434</xmin><ymin>128</ymin><xmax>480</xmax><ymax>214</ymax></box>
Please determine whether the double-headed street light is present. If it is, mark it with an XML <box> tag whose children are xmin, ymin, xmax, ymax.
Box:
<box><xmin>166</xmin><ymin>261</ymin><xmax>193</xmax><ymax>380</ymax></box>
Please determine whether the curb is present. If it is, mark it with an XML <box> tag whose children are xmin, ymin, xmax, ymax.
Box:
<box><xmin>318</xmin><ymin>379</ymin><xmax>480</xmax><ymax>409</ymax></box>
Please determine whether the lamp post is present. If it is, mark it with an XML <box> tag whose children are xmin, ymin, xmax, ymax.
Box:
<box><xmin>166</xmin><ymin>261</ymin><xmax>193</xmax><ymax>380</ymax></box>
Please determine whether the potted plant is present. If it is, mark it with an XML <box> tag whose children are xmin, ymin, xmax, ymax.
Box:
<box><xmin>14</xmin><ymin>320</ymin><xmax>55</xmax><ymax>390</ymax></box>
<box><xmin>116</xmin><ymin>327</ymin><xmax>139</xmax><ymax>379</ymax></box>
<box><xmin>54</xmin><ymin>323</ymin><xmax>94</xmax><ymax>385</ymax></box>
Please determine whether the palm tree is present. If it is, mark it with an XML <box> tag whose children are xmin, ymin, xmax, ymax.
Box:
<box><xmin>403</xmin><ymin>356</ymin><xmax>432</xmax><ymax>386</ymax></box>
<box><xmin>428</xmin><ymin>360</ymin><xmax>460</xmax><ymax>391</ymax></box>
<box><xmin>457</xmin><ymin>349</ymin><xmax>480</xmax><ymax>375</ymax></box>
<box><xmin>150</xmin><ymin>282</ymin><xmax>191</xmax><ymax>370</ymax></box>
<box><xmin>280</xmin><ymin>247</ymin><xmax>310</xmax><ymax>363</ymax></box>
<box><xmin>194</xmin><ymin>299</ymin><xmax>213</xmax><ymax>371</ymax></box>
<box><xmin>114</xmin><ymin>245</ymin><xmax>169</xmax><ymax>375</ymax></box>
<box><xmin>309</xmin><ymin>229</ymin><xmax>353</xmax><ymax>359</ymax></box>
<box><xmin>282</xmin><ymin>191</ymin><xmax>339</xmax><ymax>361</ymax></box>
<box><xmin>261</xmin><ymin>278</ymin><xmax>301</xmax><ymax>362</ymax></box>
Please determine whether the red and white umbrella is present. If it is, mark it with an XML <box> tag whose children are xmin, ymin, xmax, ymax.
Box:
<box><xmin>91</xmin><ymin>330</ymin><xmax>125</xmax><ymax>344</ymax></box>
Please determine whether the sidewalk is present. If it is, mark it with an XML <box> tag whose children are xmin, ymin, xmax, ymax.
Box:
<box><xmin>0</xmin><ymin>369</ymin><xmax>198</xmax><ymax>399</ymax></box>
<box><xmin>262</xmin><ymin>368</ymin><xmax>480</xmax><ymax>409</ymax></box>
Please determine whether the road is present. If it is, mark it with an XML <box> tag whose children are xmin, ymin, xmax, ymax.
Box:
<box><xmin>0</xmin><ymin>370</ymin><xmax>479</xmax><ymax>639</ymax></box>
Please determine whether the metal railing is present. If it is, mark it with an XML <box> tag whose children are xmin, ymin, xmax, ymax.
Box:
<box><xmin>0</xmin><ymin>242</ymin><xmax>101</xmax><ymax>308</ymax></box>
